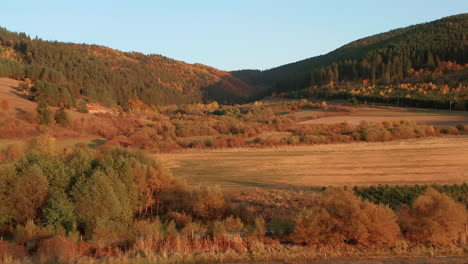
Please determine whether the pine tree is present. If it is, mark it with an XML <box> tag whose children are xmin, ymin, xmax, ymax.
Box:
<box><xmin>55</xmin><ymin>107</ymin><xmax>71</xmax><ymax>127</ymax></box>
<box><xmin>37</xmin><ymin>102</ymin><xmax>52</xmax><ymax>126</ymax></box>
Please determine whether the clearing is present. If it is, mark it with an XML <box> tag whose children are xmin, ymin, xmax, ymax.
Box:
<box><xmin>0</xmin><ymin>78</ymin><xmax>36</xmax><ymax>114</ymax></box>
<box><xmin>295</xmin><ymin>106</ymin><xmax>468</xmax><ymax>126</ymax></box>
<box><xmin>158</xmin><ymin>136</ymin><xmax>468</xmax><ymax>191</ymax></box>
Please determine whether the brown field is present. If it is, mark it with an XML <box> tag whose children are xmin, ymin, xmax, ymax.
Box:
<box><xmin>158</xmin><ymin>136</ymin><xmax>468</xmax><ymax>190</ymax></box>
<box><xmin>239</xmin><ymin>256</ymin><xmax>468</xmax><ymax>264</ymax></box>
<box><xmin>0</xmin><ymin>78</ymin><xmax>36</xmax><ymax>113</ymax></box>
<box><xmin>297</xmin><ymin>106</ymin><xmax>468</xmax><ymax>126</ymax></box>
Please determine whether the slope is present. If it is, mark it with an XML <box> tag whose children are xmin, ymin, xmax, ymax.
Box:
<box><xmin>233</xmin><ymin>13</ymin><xmax>468</xmax><ymax>106</ymax></box>
<box><xmin>0</xmin><ymin>28</ymin><xmax>256</xmax><ymax>107</ymax></box>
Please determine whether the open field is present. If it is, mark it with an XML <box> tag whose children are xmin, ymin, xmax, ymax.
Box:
<box><xmin>238</xmin><ymin>256</ymin><xmax>468</xmax><ymax>264</ymax></box>
<box><xmin>0</xmin><ymin>78</ymin><xmax>36</xmax><ymax>113</ymax></box>
<box><xmin>158</xmin><ymin>136</ymin><xmax>468</xmax><ymax>191</ymax></box>
<box><xmin>296</xmin><ymin>107</ymin><xmax>468</xmax><ymax>126</ymax></box>
<box><xmin>0</xmin><ymin>138</ymin><xmax>105</xmax><ymax>153</ymax></box>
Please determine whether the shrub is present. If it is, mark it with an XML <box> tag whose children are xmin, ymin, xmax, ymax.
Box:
<box><xmin>13</xmin><ymin>220</ymin><xmax>63</xmax><ymax>244</ymax></box>
<box><xmin>91</xmin><ymin>220</ymin><xmax>132</xmax><ymax>249</ymax></box>
<box><xmin>362</xmin><ymin>126</ymin><xmax>391</xmax><ymax>142</ymax></box>
<box><xmin>191</xmin><ymin>186</ymin><xmax>227</xmax><ymax>220</ymax></box>
<box><xmin>398</xmin><ymin>188</ymin><xmax>467</xmax><ymax>245</ymax></box>
<box><xmin>5</xmin><ymin>144</ymin><xmax>21</xmax><ymax>160</ymax></box>
<box><xmin>36</xmin><ymin>236</ymin><xmax>79</xmax><ymax>263</ymax></box>
<box><xmin>27</xmin><ymin>134</ymin><xmax>56</xmax><ymax>154</ymax></box>
<box><xmin>0</xmin><ymin>241</ymin><xmax>27</xmax><ymax>261</ymax></box>
<box><xmin>290</xmin><ymin>187</ymin><xmax>400</xmax><ymax>247</ymax></box>
<box><xmin>224</xmin><ymin>216</ymin><xmax>244</xmax><ymax>233</ymax></box>
<box><xmin>268</xmin><ymin>217</ymin><xmax>295</xmax><ymax>237</ymax></box>
<box><xmin>55</xmin><ymin>107</ymin><xmax>71</xmax><ymax>127</ymax></box>
<box><xmin>390</xmin><ymin>125</ymin><xmax>416</xmax><ymax>139</ymax></box>
<box><xmin>0</xmin><ymin>100</ymin><xmax>9</xmax><ymax>111</ymax></box>
<box><xmin>165</xmin><ymin>211</ymin><xmax>192</xmax><ymax>229</ymax></box>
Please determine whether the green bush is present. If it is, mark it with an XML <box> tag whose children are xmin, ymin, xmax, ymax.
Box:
<box><xmin>55</xmin><ymin>107</ymin><xmax>71</xmax><ymax>127</ymax></box>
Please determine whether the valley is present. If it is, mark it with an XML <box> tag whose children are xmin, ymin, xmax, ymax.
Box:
<box><xmin>159</xmin><ymin>136</ymin><xmax>468</xmax><ymax>191</ymax></box>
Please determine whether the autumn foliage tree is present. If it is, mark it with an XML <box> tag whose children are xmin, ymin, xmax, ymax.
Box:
<box><xmin>291</xmin><ymin>187</ymin><xmax>401</xmax><ymax>248</ymax></box>
<box><xmin>398</xmin><ymin>188</ymin><xmax>467</xmax><ymax>245</ymax></box>
<box><xmin>191</xmin><ymin>186</ymin><xmax>227</xmax><ymax>220</ymax></box>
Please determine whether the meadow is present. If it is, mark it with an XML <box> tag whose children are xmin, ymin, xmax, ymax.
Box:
<box><xmin>1</xmin><ymin>78</ymin><xmax>467</xmax><ymax>263</ymax></box>
<box><xmin>159</xmin><ymin>136</ymin><xmax>468</xmax><ymax>191</ymax></box>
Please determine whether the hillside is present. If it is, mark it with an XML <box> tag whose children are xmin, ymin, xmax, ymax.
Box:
<box><xmin>0</xmin><ymin>28</ymin><xmax>257</xmax><ymax>107</ymax></box>
<box><xmin>233</xmin><ymin>14</ymin><xmax>468</xmax><ymax>108</ymax></box>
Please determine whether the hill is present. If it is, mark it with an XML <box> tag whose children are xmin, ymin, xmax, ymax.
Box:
<box><xmin>233</xmin><ymin>14</ymin><xmax>468</xmax><ymax>108</ymax></box>
<box><xmin>0</xmin><ymin>28</ymin><xmax>257</xmax><ymax>107</ymax></box>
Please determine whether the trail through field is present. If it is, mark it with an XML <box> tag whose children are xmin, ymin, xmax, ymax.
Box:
<box><xmin>158</xmin><ymin>137</ymin><xmax>468</xmax><ymax>190</ymax></box>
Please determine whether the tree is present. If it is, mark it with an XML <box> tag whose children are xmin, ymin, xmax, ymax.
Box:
<box><xmin>71</xmin><ymin>169</ymin><xmax>133</xmax><ymax>234</ymax></box>
<box><xmin>37</xmin><ymin>102</ymin><xmax>52</xmax><ymax>126</ymax></box>
<box><xmin>55</xmin><ymin>107</ymin><xmax>71</xmax><ymax>127</ymax></box>
<box><xmin>398</xmin><ymin>188</ymin><xmax>467</xmax><ymax>245</ymax></box>
<box><xmin>290</xmin><ymin>187</ymin><xmax>401</xmax><ymax>247</ymax></box>
<box><xmin>27</xmin><ymin>134</ymin><xmax>56</xmax><ymax>154</ymax></box>
<box><xmin>42</xmin><ymin>192</ymin><xmax>76</xmax><ymax>232</ymax></box>
<box><xmin>11</xmin><ymin>165</ymin><xmax>49</xmax><ymax>224</ymax></box>
<box><xmin>191</xmin><ymin>186</ymin><xmax>226</xmax><ymax>220</ymax></box>
<box><xmin>77</xmin><ymin>100</ymin><xmax>88</xmax><ymax>113</ymax></box>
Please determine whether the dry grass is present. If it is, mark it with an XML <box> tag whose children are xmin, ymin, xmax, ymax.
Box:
<box><xmin>0</xmin><ymin>78</ymin><xmax>36</xmax><ymax>113</ymax></box>
<box><xmin>298</xmin><ymin>107</ymin><xmax>468</xmax><ymax>127</ymax></box>
<box><xmin>158</xmin><ymin>136</ymin><xmax>468</xmax><ymax>191</ymax></box>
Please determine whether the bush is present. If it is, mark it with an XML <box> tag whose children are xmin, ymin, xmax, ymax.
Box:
<box><xmin>390</xmin><ymin>125</ymin><xmax>416</xmax><ymax>139</ymax></box>
<box><xmin>398</xmin><ymin>188</ymin><xmax>467</xmax><ymax>245</ymax></box>
<box><xmin>78</xmin><ymin>100</ymin><xmax>89</xmax><ymax>113</ymax></box>
<box><xmin>0</xmin><ymin>241</ymin><xmax>27</xmax><ymax>261</ymax></box>
<box><xmin>191</xmin><ymin>186</ymin><xmax>227</xmax><ymax>220</ymax></box>
<box><xmin>290</xmin><ymin>187</ymin><xmax>400</xmax><ymax>247</ymax></box>
<box><xmin>55</xmin><ymin>107</ymin><xmax>71</xmax><ymax>127</ymax></box>
<box><xmin>0</xmin><ymin>100</ymin><xmax>9</xmax><ymax>111</ymax></box>
<box><xmin>27</xmin><ymin>134</ymin><xmax>56</xmax><ymax>154</ymax></box>
<box><xmin>36</xmin><ymin>236</ymin><xmax>79</xmax><ymax>263</ymax></box>
<box><xmin>362</xmin><ymin>126</ymin><xmax>391</xmax><ymax>142</ymax></box>
<box><xmin>5</xmin><ymin>144</ymin><xmax>21</xmax><ymax>160</ymax></box>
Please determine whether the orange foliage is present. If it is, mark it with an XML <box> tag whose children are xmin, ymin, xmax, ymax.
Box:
<box><xmin>398</xmin><ymin>188</ymin><xmax>467</xmax><ymax>245</ymax></box>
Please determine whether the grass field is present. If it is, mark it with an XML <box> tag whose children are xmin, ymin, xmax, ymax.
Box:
<box><xmin>0</xmin><ymin>78</ymin><xmax>36</xmax><ymax>113</ymax></box>
<box><xmin>246</xmin><ymin>256</ymin><xmax>468</xmax><ymax>264</ymax></box>
<box><xmin>158</xmin><ymin>136</ymin><xmax>468</xmax><ymax>191</ymax></box>
<box><xmin>297</xmin><ymin>106</ymin><xmax>468</xmax><ymax>126</ymax></box>
<box><xmin>0</xmin><ymin>138</ymin><xmax>105</xmax><ymax>153</ymax></box>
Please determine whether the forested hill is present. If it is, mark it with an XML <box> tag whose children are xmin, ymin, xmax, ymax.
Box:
<box><xmin>232</xmin><ymin>14</ymin><xmax>468</xmax><ymax>107</ymax></box>
<box><xmin>0</xmin><ymin>28</ymin><xmax>256</xmax><ymax>107</ymax></box>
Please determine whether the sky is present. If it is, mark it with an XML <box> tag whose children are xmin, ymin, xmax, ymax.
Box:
<box><xmin>1</xmin><ymin>1</ymin><xmax>467</xmax><ymax>71</ymax></box>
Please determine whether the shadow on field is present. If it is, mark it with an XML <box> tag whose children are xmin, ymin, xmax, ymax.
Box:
<box><xmin>88</xmin><ymin>139</ymin><xmax>107</xmax><ymax>148</ymax></box>
<box><xmin>223</xmin><ymin>179</ymin><xmax>325</xmax><ymax>192</ymax></box>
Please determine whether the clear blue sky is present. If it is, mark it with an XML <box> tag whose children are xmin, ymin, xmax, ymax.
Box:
<box><xmin>1</xmin><ymin>1</ymin><xmax>467</xmax><ymax>71</ymax></box>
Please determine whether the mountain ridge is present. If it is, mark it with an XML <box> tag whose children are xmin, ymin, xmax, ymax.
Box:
<box><xmin>1</xmin><ymin>13</ymin><xmax>467</xmax><ymax>108</ymax></box>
